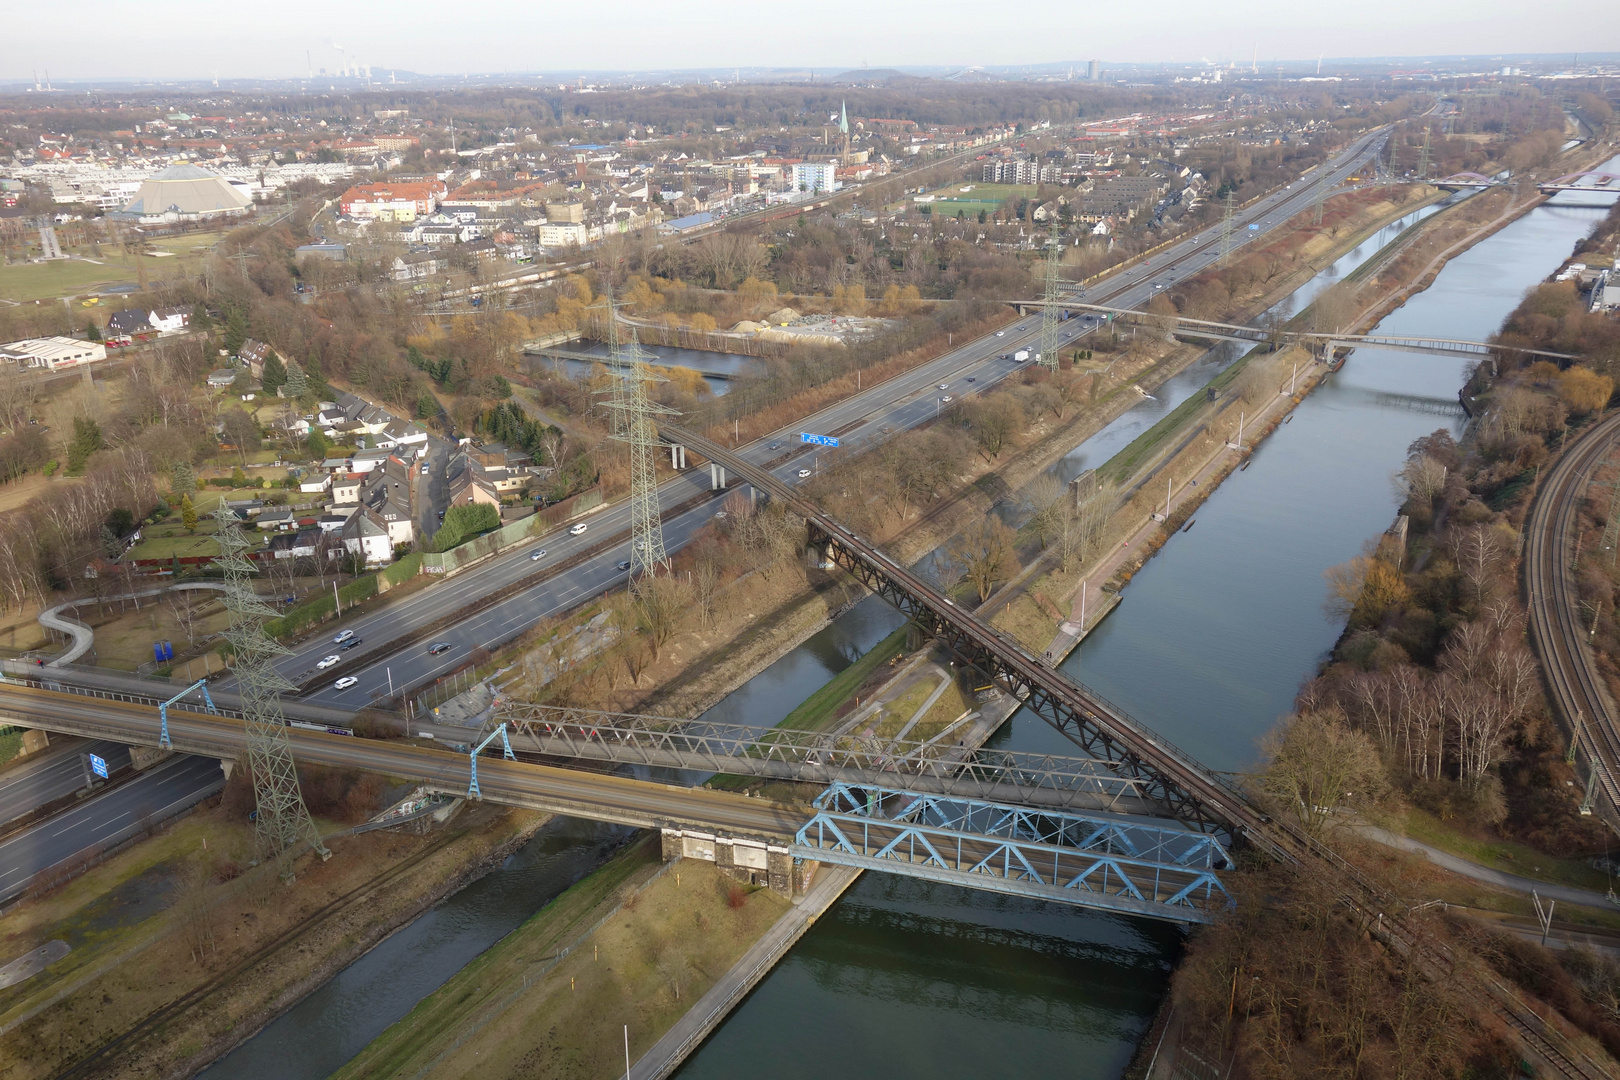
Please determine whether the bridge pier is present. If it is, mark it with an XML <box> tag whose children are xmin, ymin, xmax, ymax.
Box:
<box><xmin>669</xmin><ymin>444</ymin><xmax>687</xmax><ymax>470</ymax></box>
<box><xmin>661</xmin><ymin>829</ymin><xmax>794</xmax><ymax>897</ymax></box>
<box><xmin>709</xmin><ymin>463</ymin><xmax>726</xmax><ymax>490</ymax></box>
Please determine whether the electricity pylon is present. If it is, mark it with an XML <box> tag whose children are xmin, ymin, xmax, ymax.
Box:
<box><xmin>1311</xmin><ymin>171</ymin><xmax>1328</xmax><ymax>225</ymax></box>
<box><xmin>211</xmin><ymin>505</ymin><xmax>327</xmax><ymax>876</ymax></box>
<box><xmin>1416</xmin><ymin>126</ymin><xmax>1432</xmax><ymax>183</ymax></box>
<box><xmin>1217</xmin><ymin>191</ymin><xmax>1237</xmax><ymax>267</ymax></box>
<box><xmin>601</xmin><ymin>327</ymin><xmax>674</xmax><ymax>588</ymax></box>
<box><xmin>1038</xmin><ymin>226</ymin><xmax>1064</xmax><ymax>371</ymax></box>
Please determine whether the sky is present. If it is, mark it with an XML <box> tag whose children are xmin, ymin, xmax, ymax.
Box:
<box><xmin>2</xmin><ymin>0</ymin><xmax>1616</xmax><ymax>82</ymax></box>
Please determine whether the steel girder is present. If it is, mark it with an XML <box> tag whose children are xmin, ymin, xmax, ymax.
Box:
<box><xmin>810</xmin><ymin>523</ymin><xmax>1239</xmax><ymax>839</ymax></box>
<box><xmin>816</xmin><ymin>782</ymin><xmax>1231</xmax><ymax>871</ymax></box>
<box><xmin>660</xmin><ymin>424</ymin><xmax>1262</xmax><ymax>848</ymax></box>
<box><xmin>794</xmin><ymin>784</ymin><xmax>1231</xmax><ymax>924</ymax></box>
<box><xmin>489</xmin><ymin>702</ymin><xmax>1157</xmax><ymax>813</ymax></box>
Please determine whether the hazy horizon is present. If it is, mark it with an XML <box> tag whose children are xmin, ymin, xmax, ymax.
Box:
<box><xmin>2</xmin><ymin>0</ymin><xmax>1617</xmax><ymax>85</ymax></box>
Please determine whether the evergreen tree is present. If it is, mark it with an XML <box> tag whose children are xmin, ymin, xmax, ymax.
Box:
<box><xmin>306</xmin><ymin>429</ymin><xmax>331</xmax><ymax>460</ymax></box>
<box><xmin>172</xmin><ymin>460</ymin><xmax>196</xmax><ymax>495</ymax></box>
<box><xmin>66</xmin><ymin>416</ymin><xmax>103</xmax><ymax>475</ymax></box>
<box><xmin>284</xmin><ymin>358</ymin><xmax>309</xmax><ymax>401</ymax></box>
<box><xmin>223</xmin><ymin>308</ymin><xmax>249</xmax><ymax>354</ymax></box>
<box><xmin>261</xmin><ymin>351</ymin><xmax>287</xmax><ymax>394</ymax></box>
<box><xmin>181</xmin><ymin>493</ymin><xmax>198</xmax><ymax>534</ymax></box>
<box><xmin>85</xmin><ymin>322</ymin><xmax>101</xmax><ymax>342</ymax></box>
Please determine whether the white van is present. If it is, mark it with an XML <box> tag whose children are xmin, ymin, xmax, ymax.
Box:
<box><xmin>569</xmin><ymin>523</ymin><xmax>588</xmax><ymax>536</ymax></box>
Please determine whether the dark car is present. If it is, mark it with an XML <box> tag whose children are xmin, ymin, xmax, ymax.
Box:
<box><xmin>428</xmin><ymin>642</ymin><xmax>453</xmax><ymax>655</ymax></box>
<box><xmin>767</xmin><ymin>442</ymin><xmax>781</xmax><ymax>451</ymax></box>
<box><xmin>340</xmin><ymin>638</ymin><xmax>363</xmax><ymax>651</ymax></box>
<box><xmin>615</xmin><ymin>560</ymin><xmax>632</xmax><ymax>571</ymax></box>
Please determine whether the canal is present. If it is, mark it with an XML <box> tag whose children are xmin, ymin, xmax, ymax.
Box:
<box><xmin>206</xmin><ymin>179</ymin><xmax>1615</xmax><ymax>1079</ymax></box>
<box><xmin>671</xmin><ymin>174</ymin><xmax>1620</xmax><ymax>1076</ymax></box>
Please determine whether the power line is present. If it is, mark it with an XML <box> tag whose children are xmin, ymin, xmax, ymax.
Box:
<box><xmin>1038</xmin><ymin>225</ymin><xmax>1063</xmax><ymax>371</ymax></box>
<box><xmin>1217</xmin><ymin>191</ymin><xmax>1237</xmax><ymax>268</ymax></box>
<box><xmin>210</xmin><ymin>505</ymin><xmax>327</xmax><ymax>878</ymax></box>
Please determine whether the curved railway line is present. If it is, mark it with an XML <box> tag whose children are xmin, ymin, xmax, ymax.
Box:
<box><xmin>1525</xmin><ymin>410</ymin><xmax>1620</xmax><ymax>827</ymax></box>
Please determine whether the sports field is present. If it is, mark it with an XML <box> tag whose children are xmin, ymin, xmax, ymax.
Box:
<box><xmin>918</xmin><ymin>182</ymin><xmax>1034</xmax><ymax>218</ymax></box>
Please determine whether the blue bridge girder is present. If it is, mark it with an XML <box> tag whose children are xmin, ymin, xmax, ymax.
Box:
<box><xmin>794</xmin><ymin>783</ymin><xmax>1232</xmax><ymax>924</ymax></box>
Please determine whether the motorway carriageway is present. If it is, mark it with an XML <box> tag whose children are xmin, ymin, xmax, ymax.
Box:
<box><xmin>0</xmin><ymin>739</ymin><xmax>130</xmax><ymax>826</ymax></box>
<box><xmin>261</xmin><ymin>130</ymin><xmax>1388</xmax><ymax>710</ymax></box>
<box><xmin>0</xmin><ymin>752</ymin><xmax>223</xmax><ymax>905</ymax></box>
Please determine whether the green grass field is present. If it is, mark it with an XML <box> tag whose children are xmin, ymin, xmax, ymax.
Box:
<box><xmin>0</xmin><ymin>231</ymin><xmax>225</xmax><ymax>303</ymax></box>
<box><xmin>920</xmin><ymin>182</ymin><xmax>1034</xmax><ymax>219</ymax></box>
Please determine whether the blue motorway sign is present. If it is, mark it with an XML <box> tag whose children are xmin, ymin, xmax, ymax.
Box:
<box><xmin>800</xmin><ymin>433</ymin><xmax>839</xmax><ymax>447</ymax></box>
<box><xmin>88</xmin><ymin>753</ymin><xmax>108</xmax><ymax>779</ymax></box>
<box><xmin>1247</xmin><ymin>223</ymin><xmax>1261</xmax><ymax>231</ymax></box>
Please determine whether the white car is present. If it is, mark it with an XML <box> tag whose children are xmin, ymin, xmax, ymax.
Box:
<box><xmin>941</xmin><ymin>395</ymin><xmax>952</xmax><ymax>403</ymax></box>
<box><xmin>797</xmin><ymin>468</ymin><xmax>812</xmax><ymax>478</ymax></box>
<box><xmin>995</xmin><ymin>330</ymin><xmax>1005</xmax><ymax>336</ymax></box>
<box><xmin>938</xmin><ymin>383</ymin><xmax>948</xmax><ymax>390</ymax></box>
<box><xmin>334</xmin><ymin>677</ymin><xmax>358</xmax><ymax>690</ymax></box>
<box><xmin>569</xmin><ymin>523</ymin><xmax>588</xmax><ymax>536</ymax></box>
<box><xmin>529</xmin><ymin>548</ymin><xmax>547</xmax><ymax>561</ymax></box>
<box><xmin>333</xmin><ymin>629</ymin><xmax>354</xmax><ymax>644</ymax></box>
<box><xmin>316</xmin><ymin>654</ymin><xmax>341</xmax><ymax>670</ymax></box>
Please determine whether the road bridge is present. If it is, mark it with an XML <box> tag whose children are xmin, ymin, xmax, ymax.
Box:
<box><xmin>1011</xmin><ymin>300</ymin><xmax>1577</xmax><ymax>363</ymax></box>
<box><xmin>1538</xmin><ymin>172</ymin><xmax>1620</xmax><ymax>194</ymax></box>
<box><xmin>0</xmin><ymin>678</ymin><xmax>1231</xmax><ymax>923</ymax></box>
<box><xmin>524</xmin><ymin>346</ymin><xmax>737</xmax><ymax>381</ymax></box>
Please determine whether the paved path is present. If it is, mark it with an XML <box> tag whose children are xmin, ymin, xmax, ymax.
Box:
<box><xmin>37</xmin><ymin>583</ymin><xmax>228</xmax><ymax>667</ymax></box>
<box><xmin>1355</xmin><ymin>824</ymin><xmax>1617</xmax><ymax>910</ymax></box>
<box><xmin>628</xmin><ymin>865</ymin><xmax>860</xmax><ymax>1080</ymax></box>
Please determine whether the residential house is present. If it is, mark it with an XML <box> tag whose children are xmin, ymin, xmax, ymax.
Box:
<box><xmin>238</xmin><ymin>339</ymin><xmax>272</xmax><ymax>378</ymax></box>
<box><xmin>339</xmin><ymin>180</ymin><xmax>446</xmax><ymax>222</ymax></box>
<box><xmin>340</xmin><ymin>507</ymin><xmax>393</xmax><ymax>567</ymax></box>
<box><xmin>331</xmin><ymin>473</ymin><xmax>363</xmax><ymax>505</ymax></box>
<box><xmin>106</xmin><ymin>309</ymin><xmax>151</xmax><ymax>336</ymax></box>
<box><xmin>374</xmin><ymin>418</ymin><xmax>430</xmax><ymax>451</ymax></box>
<box><xmin>359</xmin><ymin>456</ymin><xmax>416</xmax><ymax>549</ymax></box>
<box><xmin>206</xmin><ymin>369</ymin><xmax>238</xmax><ymax>389</ymax></box>
<box><xmin>392</xmin><ymin>251</ymin><xmax>447</xmax><ymax>281</ymax></box>
<box><xmin>149</xmin><ymin>306</ymin><xmax>190</xmax><ymax>335</ymax></box>
<box><xmin>299</xmin><ymin>473</ymin><xmax>332</xmax><ymax>494</ymax></box>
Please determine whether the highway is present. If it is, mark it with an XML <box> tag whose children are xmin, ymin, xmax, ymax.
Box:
<box><xmin>0</xmin><ymin>739</ymin><xmax>130</xmax><ymax>826</ymax></box>
<box><xmin>228</xmin><ymin>129</ymin><xmax>1391</xmax><ymax>709</ymax></box>
<box><xmin>0</xmin><ymin>751</ymin><xmax>223</xmax><ymax>904</ymax></box>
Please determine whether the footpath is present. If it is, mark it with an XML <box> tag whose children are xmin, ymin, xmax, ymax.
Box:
<box><xmin>628</xmin><ymin>864</ymin><xmax>860</xmax><ymax>1080</ymax></box>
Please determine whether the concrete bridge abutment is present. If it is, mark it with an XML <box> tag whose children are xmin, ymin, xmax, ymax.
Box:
<box><xmin>660</xmin><ymin>828</ymin><xmax>795</xmax><ymax>897</ymax></box>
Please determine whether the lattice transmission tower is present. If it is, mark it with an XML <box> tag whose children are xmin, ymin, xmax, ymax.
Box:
<box><xmin>211</xmin><ymin>505</ymin><xmax>327</xmax><ymax>875</ymax></box>
<box><xmin>1038</xmin><ymin>226</ymin><xmax>1064</xmax><ymax>371</ymax></box>
<box><xmin>1217</xmin><ymin>191</ymin><xmax>1237</xmax><ymax>267</ymax></box>
<box><xmin>597</xmin><ymin>303</ymin><xmax>674</xmax><ymax>587</ymax></box>
<box><xmin>1416</xmin><ymin>125</ymin><xmax>1432</xmax><ymax>183</ymax></box>
<box><xmin>1311</xmin><ymin>170</ymin><xmax>1329</xmax><ymax>225</ymax></box>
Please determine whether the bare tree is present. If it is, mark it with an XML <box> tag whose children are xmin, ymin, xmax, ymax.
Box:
<box><xmin>949</xmin><ymin>518</ymin><xmax>1019</xmax><ymax>605</ymax></box>
<box><xmin>165</xmin><ymin>588</ymin><xmax>204</xmax><ymax>648</ymax></box>
<box><xmin>1257</xmin><ymin>709</ymin><xmax>1388</xmax><ymax>838</ymax></box>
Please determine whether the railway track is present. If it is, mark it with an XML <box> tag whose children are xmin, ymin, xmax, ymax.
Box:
<box><xmin>1525</xmin><ymin>410</ymin><xmax>1620</xmax><ymax>825</ymax></box>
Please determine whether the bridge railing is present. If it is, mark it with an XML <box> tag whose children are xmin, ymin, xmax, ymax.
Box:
<box><xmin>491</xmin><ymin>702</ymin><xmax>1159</xmax><ymax>810</ymax></box>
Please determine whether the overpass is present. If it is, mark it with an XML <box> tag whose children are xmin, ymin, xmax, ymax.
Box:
<box><xmin>0</xmin><ymin>676</ymin><xmax>1233</xmax><ymax>923</ymax></box>
<box><xmin>524</xmin><ymin>345</ymin><xmax>737</xmax><ymax>381</ymax></box>
<box><xmin>1009</xmin><ymin>300</ymin><xmax>1578</xmax><ymax>363</ymax></box>
<box><xmin>1538</xmin><ymin>171</ymin><xmax>1620</xmax><ymax>194</ymax></box>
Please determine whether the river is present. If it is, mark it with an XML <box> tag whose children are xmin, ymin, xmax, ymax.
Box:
<box><xmin>208</xmin><ymin>180</ymin><xmax>1614</xmax><ymax>1079</ymax></box>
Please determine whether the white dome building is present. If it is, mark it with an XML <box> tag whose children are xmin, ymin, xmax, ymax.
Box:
<box><xmin>111</xmin><ymin>164</ymin><xmax>253</xmax><ymax>224</ymax></box>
